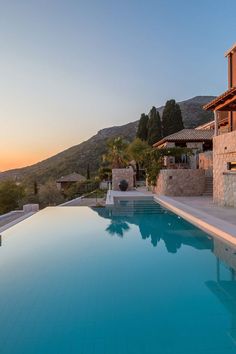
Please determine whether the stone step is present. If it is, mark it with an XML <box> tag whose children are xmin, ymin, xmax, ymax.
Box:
<box><xmin>203</xmin><ymin>177</ymin><xmax>213</xmax><ymax>196</ymax></box>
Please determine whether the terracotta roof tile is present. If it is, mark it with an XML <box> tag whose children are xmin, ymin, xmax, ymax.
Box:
<box><xmin>153</xmin><ymin>129</ymin><xmax>214</xmax><ymax>147</ymax></box>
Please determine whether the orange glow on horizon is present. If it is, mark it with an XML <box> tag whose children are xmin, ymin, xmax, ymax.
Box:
<box><xmin>1</xmin><ymin>149</ymin><xmax>60</xmax><ymax>172</ymax></box>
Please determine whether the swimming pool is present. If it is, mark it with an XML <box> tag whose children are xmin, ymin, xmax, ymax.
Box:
<box><xmin>1</xmin><ymin>200</ymin><xmax>236</xmax><ymax>353</ymax></box>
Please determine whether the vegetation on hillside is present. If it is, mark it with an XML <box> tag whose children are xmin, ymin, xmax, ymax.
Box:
<box><xmin>38</xmin><ymin>180</ymin><xmax>64</xmax><ymax>207</ymax></box>
<box><xmin>63</xmin><ymin>180</ymin><xmax>100</xmax><ymax>200</ymax></box>
<box><xmin>0</xmin><ymin>180</ymin><xmax>25</xmax><ymax>214</ymax></box>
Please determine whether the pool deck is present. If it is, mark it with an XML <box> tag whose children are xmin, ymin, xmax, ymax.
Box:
<box><xmin>155</xmin><ymin>195</ymin><xmax>236</xmax><ymax>245</ymax></box>
<box><xmin>105</xmin><ymin>189</ymin><xmax>236</xmax><ymax>245</ymax></box>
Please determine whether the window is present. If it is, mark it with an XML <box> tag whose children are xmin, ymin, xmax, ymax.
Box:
<box><xmin>227</xmin><ymin>162</ymin><xmax>236</xmax><ymax>171</ymax></box>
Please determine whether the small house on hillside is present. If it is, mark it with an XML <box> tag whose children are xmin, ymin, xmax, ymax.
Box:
<box><xmin>56</xmin><ymin>172</ymin><xmax>86</xmax><ymax>191</ymax></box>
<box><xmin>153</xmin><ymin>129</ymin><xmax>214</xmax><ymax>169</ymax></box>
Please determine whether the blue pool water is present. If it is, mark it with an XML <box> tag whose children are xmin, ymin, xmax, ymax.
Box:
<box><xmin>1</xmin><ymin>200</ymin><xmax>236</xmax><ymax>354</ymax></box>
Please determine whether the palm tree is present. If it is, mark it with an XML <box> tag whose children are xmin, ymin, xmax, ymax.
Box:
<box><xmin>103</xmin><ymin>137</ymin><xmax>129</xmax><ymax>169</ymax></box>
<box><xmin>127</xmin><ymin>138</ymin><xmax>150</xmax><ymax>180</ymax></box>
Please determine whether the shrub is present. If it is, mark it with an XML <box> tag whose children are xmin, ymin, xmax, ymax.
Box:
<box><xmin>0</xmin><ymin>180</ymin><xmax>25</xmax><ymax>214</ymax></box>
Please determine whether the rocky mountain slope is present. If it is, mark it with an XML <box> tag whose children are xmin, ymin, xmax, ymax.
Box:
<box><xmin>0</xmin><ymin>95</ymin><xmax>215</xmax><ymax>183</ymax></box>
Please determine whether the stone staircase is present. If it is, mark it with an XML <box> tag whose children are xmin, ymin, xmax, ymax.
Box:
<box><xmin>203</xmin><ymin>176</ymin><xmax>213</xmax><ymax>196</ymax></box>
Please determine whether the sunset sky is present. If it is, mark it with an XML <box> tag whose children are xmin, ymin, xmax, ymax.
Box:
<box><xmin>1</xmin><ymin>0</ymin><xmax>236</xmax><ymax>171</ymax></box>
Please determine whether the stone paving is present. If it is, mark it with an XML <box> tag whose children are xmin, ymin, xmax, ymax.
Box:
<box><xmin>170</xmin><ymin>196</ymin><xmax>236</xmax><ymax>226</ymax></box>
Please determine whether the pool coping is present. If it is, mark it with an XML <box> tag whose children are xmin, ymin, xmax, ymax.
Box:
<box><xmin>155</xmin><ymin>195</ymin><xmax>236</xmax><ymax>246</ymax></box>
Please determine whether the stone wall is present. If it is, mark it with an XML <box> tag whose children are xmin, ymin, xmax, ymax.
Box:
<box><xmin>186</xmin><ymin>142</ymin><xmax>203</xmax><ymax>169</ymax></box>
<box><xmin>199</xmin><ymin>151</ymin><xmax>213</xmax><ymax>177</ymax></box>
<box><xmin>213</xmin><ymin>130</ymin><xmax>236</xmax><ymax>207</ymax></box>
<box><xmin>154</xmin><ymin>169</ymin><xmax>205</xmax><ymax>196</ymax></box>
<box><xmin>23</xmin><ymin>204</ymin><xmax>39</xmax><ymax>213</ymax></box>
<box><xmin>112</xmin><ymin>168</ymin><xmax>134</xmax><ymax>191</ymax></box>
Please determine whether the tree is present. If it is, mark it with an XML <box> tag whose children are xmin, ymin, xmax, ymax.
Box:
<box><xmin>127</xmin><ymin>138</ymin><xmax>150</xmax><ymax>163</ymax></box>
<box><xmin>127</xmin><ymin>138</ymin><xmax>151</xmax><ymax>180</ymax></box>
<box><xmin>98</xmin><ymin>167</ymin><xmax>112</xmax><ymax>181</ymax></box>
<box><xmin>86</xmin><ymin>164</ymin><xmax>90</xmax><ymax>180</ymax></box>
<box><xmin>103</xmin><ymin>137</ymin><xmax>129</xmax><ymax>169</ymax></box>
<box><xmin>0</xmin><ymin>180</ymin><xmax>25</xmax><ymax>214</ymax></box>
<box><xmin>147</xmin><ymin>106</ymin><xmax>162</xmax><ymax>145</ymax></box>
<box><xmin>38</xmin><ymin>180</ymin><xmax>64</xmax><ymax>207</ymax></box>
<box><xmin>33</xmin><ymin>181</ymin><xmax>38</xmax><ymax>195</ymax></box>
<box><xmin>136</xmin><ymin>113</ymin><xmax>149</xmax><ymax>141</ymax></box>
<box><xmin>162</xmin><ymin>99</ymin><xmax>184</xmax><ymax>137</ymax></box>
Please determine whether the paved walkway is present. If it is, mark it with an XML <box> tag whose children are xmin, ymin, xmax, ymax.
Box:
<box><xmin>170</xmin><ymin>196</ymin><xmax>236</xmax><ymax>226</ymax></box>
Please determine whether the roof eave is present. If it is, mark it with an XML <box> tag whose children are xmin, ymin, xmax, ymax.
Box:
<box><xmin>154</xmin><ymin>138</ymin><xmax>213</xmax><ymax>148</ymax></box>
<box><xmin>225</xmin><ymin>43</ymin><xmax>236</xmax><ymax>57</ymax></box>
<box><xmin>203</xmin><ymin>88</ymin><xmax>236</xmax><ymax>111</ymax></box>
<box><xmin>153</xmin><ymin>139</ymin><xmax>166</xmax><ymax>148</ymax></box>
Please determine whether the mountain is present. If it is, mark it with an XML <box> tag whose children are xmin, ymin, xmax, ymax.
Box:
<box><xmin>0</xmin><ymin>95</ymin><xmax>215</xmax><ymax>183</ymax></box>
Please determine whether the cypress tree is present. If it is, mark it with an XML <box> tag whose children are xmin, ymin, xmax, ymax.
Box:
<box><xmin>86</xmin><ymin>164</ymin><xmax>90</xmax><ymax>180</ymax></box>
<box><xmin>136</xmin><ymin>113</ymin><xmax>149</xmax><ymax>141</ymax></box>
<box><xmin>147</xmin><ymin>106</ymin><xmax>162</xmax><ymax>145</ymax></box>
<box><xmin>33</xmin><ymin>181</ymin><xmax>38</xmax><ymax>195</ymax></box>
<box><xmin>162</xmin><ymin>99</ymin><xmax>184</xmax><ymax>137</ymax></box>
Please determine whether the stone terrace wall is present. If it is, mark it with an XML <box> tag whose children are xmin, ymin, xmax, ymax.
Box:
<box><xmin>213</xmin><ymin>131</ymin><xmax>236</xmax><ymax>207</ymax></box>
<box><xmin>112</xmin><ymin>168</ymin><xmax>134</xmax><ymax>191</ymax></box>
<box><xmin>199</xmin><ymin>151</ymin><xmax>213</xmax><ymax>177</ymax></box>
<box><xmin>154</xmin><ymin>169</ymin><xmax>205</xmax><ymax>196</ymax></box>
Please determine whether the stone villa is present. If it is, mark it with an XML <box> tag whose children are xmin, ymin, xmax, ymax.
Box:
<box><xmin>152</xmin><ymin>43</ymin><xmax>236</xmax><ymax>205</ymax></box>
<box><xmin>204</xmin><ymin>43</ymin><xmax>236</xmax><ymax>207</ymax></box>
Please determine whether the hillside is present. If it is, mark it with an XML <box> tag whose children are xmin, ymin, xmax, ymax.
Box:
<box><xmin>0</xmin><ymin>95</ymin><xmax>215</xmax><ymax>183</ymax></box>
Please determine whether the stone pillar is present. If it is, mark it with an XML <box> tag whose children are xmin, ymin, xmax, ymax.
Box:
<box><xmin>112</xmin><ymin>167</ymin><xmax>134</xmax><ymax>191</ymax></box>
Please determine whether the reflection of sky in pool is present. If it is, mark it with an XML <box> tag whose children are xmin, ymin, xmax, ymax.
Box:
<box><xmin>1</xmin><ymin>201</ymin><xmax>236</xmax><ymax>354</ymax></box>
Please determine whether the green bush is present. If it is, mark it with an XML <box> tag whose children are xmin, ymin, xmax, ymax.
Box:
<box><xmin>0</xmin><ymin>180</ymin><xmax>25</xmax><ymax>214</ymax></box>
<box><xmin>64</xmin><ymin>180</ymin><xmax>100</xmax><ymax>200</ymax></box>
